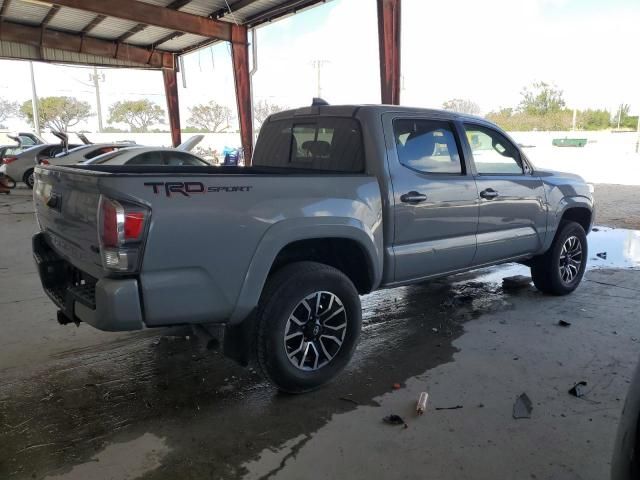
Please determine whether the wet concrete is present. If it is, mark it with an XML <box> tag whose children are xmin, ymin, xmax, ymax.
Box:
<box><xmin>1</xmin><ymin>188</ymin><xmax>639</xmax><ymax>479</ymax></box>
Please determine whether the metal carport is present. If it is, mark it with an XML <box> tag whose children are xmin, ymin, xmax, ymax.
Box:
<box><xmin>0</xmin><ymin>0</ymin><xmax>401</xmax><ymax>163</ymax></box>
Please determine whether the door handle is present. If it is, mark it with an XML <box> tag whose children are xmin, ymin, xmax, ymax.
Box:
<box><xmin>480</xmin><ymin>188</ymin><xmax>499</xmax><ymax>200</ymax></box>
<box><xmin>400</xmin><ymin>191</ymin><xmax>428</xmax><ymax>204</ymax></box>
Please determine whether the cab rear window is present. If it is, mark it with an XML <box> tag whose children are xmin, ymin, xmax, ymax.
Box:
<box><xmin>253</xmin><ymin>117</ymin><xmax>364</xmax><ymax>172</ymax></box>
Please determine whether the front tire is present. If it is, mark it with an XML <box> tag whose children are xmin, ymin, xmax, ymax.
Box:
<box><xmin>256</xmin><ymin>261</ymin><xmax>362</xmax><ymax>393</ymax></box>
<box><xmin>531</xmin><ymin>220</ymin><xmax>587</xmax><ymax>295</ymax></box>
<box><xmin>23</xmin><ymin>169</ymin><xmax>34</xmax><ymax>189</ymax></box>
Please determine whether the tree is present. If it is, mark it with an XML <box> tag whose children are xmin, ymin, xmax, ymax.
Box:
<box><xmin>254</xmin><ymin>99</ymin><xmax>286</xmax><ymax>129</ymax></box>
<box><xmin>188</xmin><ymin>101</ymin><xmax>232</xmax><ymax>132</ymax></box>
<box><xmin>518</xmin><ymin>81</ymin><xmax>566</xmax><ymax>116</ymax></box>
<box><xmin>108</xmin><ymin>99</ymin><xmax>165</xmax><ymax>132</ymax></box>
<box><xmin>577</xmin><ymin>109</ymin><xmax>611</xmax><ymax>131</ymax></box>
<box><xmin>0</xmin><ymin>98</ymin><xmax>18</xmax><ymax>126</ymax></box>
<box><xmin>20</xmin><ymin>96</ymin><xmax>92</xmax><ymax>132</ymax></box>
<box><xmin>442</xmin><ymin>98</ymin><xmax>480</xmax><ymax>115</ymax></box>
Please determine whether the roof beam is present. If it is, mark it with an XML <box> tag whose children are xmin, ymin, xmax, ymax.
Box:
<box><xmin>0</xmin><ymin>0</ymin><xmax>12</xmax><ymax>21</ymax></box>
<box><xmin>152</xmin><ymin>31</ymin><xmax>184</xmax><ymax>48</ymax></box>
<box><xmin>81</xmin><ymin>14</ymin><xmax>106</xmax><ymax>34</ymax></box>
<box><xmin>211</xmin><ymin>0</ymin><xmax>259</xmax><ymax>19</ymax></box>
<box><xmin>116</xmin><ymin>0</ymin><xmax>193</xmax><ymax>44</ymax></box>
<box><xmin>0</xmin><ymin>20</ymin><xmax>175</xmax><ymax>69</ymax></box>
<box><xmin>41</xmin><ymin>5</ymin><xmax>61</xmax><ymax>26</ymax></box>
<box><xmin>48</xmin><ymin>0</ymin><xmax>231</xmax><ymax>41</ymax></box>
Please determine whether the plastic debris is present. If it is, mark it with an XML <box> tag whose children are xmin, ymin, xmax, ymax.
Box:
<box><xmin>558</xmin><ymin>320</ymin><xmax>572</xmax><ymax>327</ymax></box>
<box><xmin>569</xmin><ymin>381</ymin><xmax>588</xmax><ymax>398</ymax></box>
<box><xmin>383</xmin><ymin>414</ymin><xmax>408</xmax><ymax>428</ymax></box>
<box><xmin>502</xmin><ymin>275</ymin><xmax>532</xmax><ymax>290</ymax></box>
<box><xmin>392</xmin><ymin>383</ymin><xmax>401</xmax><ymax>390</ymax></box>
<box><xmin>416</xmin><ymin>392</ymin><xmax>429</xmax><ymax>415</ymax></box>
<box><xmin>513</xmin><ymin>393</ymin><xmax>533</xmax><ymax>419</ymax></box>
<box><xmin>596</xmin><ymin>252</ymin><xmax>607</xmax><ymax>259</ymax></box>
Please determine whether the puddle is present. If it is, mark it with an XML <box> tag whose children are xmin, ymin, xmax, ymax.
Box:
<box><xmin>588</xmin><ymin>227</ymin><xmax>640</xmax><ymax>269</ymax></box>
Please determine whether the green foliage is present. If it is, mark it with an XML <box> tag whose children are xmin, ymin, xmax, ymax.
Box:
<box><xmin>0</xmin><ymin>98</ymin><xmax>18</xmax><ymax>124</ymax></box>
<box><xmin>442</xmin><ymin>98</ymin><xmax>480</xmax><ymax>115</ymax></box>
<box><xmin>102</xmin><ymin>126</ymin><xmax>128</xmax><ymax>133</ymax></box>
<box><xmin>486</xmin><ymin>108</ymin><xmax>572</xmax><ymax>131</ymax></box>
<box><xmin>576</xmin><ymin>109</ymin><xmax>611</xmax><ymax>131</ymax></box>
<box><xmin>181</xmin><ymin>126</ymin><xmax>209</xmax><ymax>133</ymax></box>
<box><xmin>187</xmin><ymin>101</ymin><xmax>232</xmax><ymax>132</ymax></box>
<box><xmin>518</xmin><ymin>81</ymin><xmax>566</xmax><ymax>115</ymax></box>
<box><xmin>108</xmin><ymin>99</ymin><xmax>165</xmax><ymax>133</ymax></box>
<box><xmin>20</xmin><ymin>96</ymin><xmax>92</xmax><ymax>132</ymax></box>
<box><xmin>613</xmin><ymin>104</ymin><xmax>638</xmax><ymax>129</ymax></box>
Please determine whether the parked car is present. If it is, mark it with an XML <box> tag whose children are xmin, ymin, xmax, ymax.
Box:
<box><xmin>32</xmin><ymin>103</ymin><xmax>594</xmax><ymax>393</ymax></box>
<box><xmin>49</xmin><ymin>142</ymin><xmax>139</xmax><ymax>166</ymax></box>
<box><xmin>0</xmin><ymin>132</ymin><xmax>46</xmax><ymax>162</ymax></box>
<box><xmin>2</xmin><ymin>142</ymin><xmax>81</xmax><ymax>188</ymax></box>
<box><xmin>85</xmin><ymin>147</ymin><xmax>208</xmax><ymax>166</ymax></box>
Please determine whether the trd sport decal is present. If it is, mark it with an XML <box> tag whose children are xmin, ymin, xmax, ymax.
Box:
<box><xmin>144</xmin><ymin>182</ymin><xmax>253</xmax><ymax>197</ymax></box>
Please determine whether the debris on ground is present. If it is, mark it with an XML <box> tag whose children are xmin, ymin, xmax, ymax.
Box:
<box><xmin>416</xmin><ymin>392</ymin><xmax>429</xmax><ymax>415</ymax></box>
<box><xmin>569</xmin><ymin>381</ymin><xmax>588</xmax><ymax>398</ymax></box>
<box><xmin>435</xmin><ymin>405</ymin><xmax>463</xmax><ymax>411</ymax></box>
<box><xmin>502</xmin><ymin>275</ymin><xmax>532</xmax><ymax>290</ymax></box>
<box><xmin>392</xmin><ymin>383</ymin><xmax>401</xmax><ymax>390</ymax></box>
<box><xmin>339</xmin><ymin>396</ymin><xmax>360</xmax><ymax>406</ymax></box>
<box><xmin>558</xmin><ymin>320</ymin><xmax>572</xmax><ymax>327</ymax></box>
<box><xmin>592</xmin><ymin>227</ymin><xmax>600</xmax><ymax>232</ymax></box>
<box><xmin>596</xmin><ymin>252</ymin><xmax>607</xmax><ymax>259</ymax></box>
<box><xmin>432</xmin><ymin>328</ymin><xmax>439</xmax><ymax>333</ymax></box>
<box><xmin>513</xmin><ymin>393</ymin><xmax>533</xmax><ymax>419</ymax></box>
<box><xmin>383</xmin><ymin>414</ymin><xmax>408</xmax><ymax>428</ymax></box>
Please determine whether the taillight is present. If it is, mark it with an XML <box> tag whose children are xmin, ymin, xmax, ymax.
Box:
<box><xmin>98</xmin><ymin>196</ymin><xmax>149</xmax><ymax>272</ymax></box>
<box><xmin>3</xmin><ymin>156</ymin><xmax>17</xmax><ymax>164</ymax></box>
<box><xmin>40</xmin><ymin>159</ymin><xmax>50</xmax><ymax>165</ymax></box>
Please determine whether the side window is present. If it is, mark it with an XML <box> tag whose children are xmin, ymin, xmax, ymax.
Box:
<box><xmin>393</xmin><ymin>119</ymin><xmax>463</xmax><ymax>174</ymax></box>
<box><xmin>463</xmin><ymin>124</ymin><xmax>523</xmax><ymax>175</ymax></box>
<box><xmin>163</xmin><ymin>151</ymin><xmax>207</xmax><ymax>166</ymax></box>
<box><xmin>127</xmin><ymin>152</ymin><xmax>163</xmax><ymax>165</ymax></box>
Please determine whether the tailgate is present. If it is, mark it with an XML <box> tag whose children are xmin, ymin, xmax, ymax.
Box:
<box><xmin>34</xmin><ymin>166</ymin><xmax>105</xmax><ymax>278</ymax></box>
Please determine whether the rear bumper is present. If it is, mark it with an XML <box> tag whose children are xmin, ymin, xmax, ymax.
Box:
<box><xmin>33</xmin><ymin>232</ymin><xmax>144</xmax><ymax>331</ymax></box>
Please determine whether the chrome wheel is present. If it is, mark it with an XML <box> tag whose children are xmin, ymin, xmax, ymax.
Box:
<box><xmin>559</xmin><ymin>235</ymin><xmax>583</xmax><ymax>283</ymax></box>
<box><xmin>284</xmin><ymin>291</ymin><xmax>347</xmax><ymax>371</ymax></box>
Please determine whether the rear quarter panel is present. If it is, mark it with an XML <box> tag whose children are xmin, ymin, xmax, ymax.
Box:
<box><xmin>94</xmin><ymin>173</ymin><xmax>383</xmax><ymax>326</ymax></box>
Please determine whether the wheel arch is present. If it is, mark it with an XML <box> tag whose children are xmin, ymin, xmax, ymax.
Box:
<box><xmin>228</xmin><ymin>218</ymin><xmax>383</xmax><ymax>325</ymax></box>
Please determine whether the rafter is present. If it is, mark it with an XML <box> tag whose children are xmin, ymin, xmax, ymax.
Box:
<box><xmin>0</xmin><ymin>20</ymin><xmax>174</xmax><ymax>68</ymax></box>
<box><xmin>0</xmin><ymin>0</ymin><xmax>12</xmax><ymax>21</ymax></box>
<box><xmin>116</xmin><ymin>0</ymin><xmax>193</xmax><ymax>44</ymax></box>
<box><xmin>41</xmin><ymin>5</ymin><xmax>61</xmax><ymax>26</ymax></box>
<box><xmin>211</xmin><ymin>0</ymin><xmax>259</xmax><ymax>19</ymax></box>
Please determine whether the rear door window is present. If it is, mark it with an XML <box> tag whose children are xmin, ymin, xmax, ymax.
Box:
<box><xmin>253</xmin><ymin>117</ymin><xmax>364</xmax><ymax>172</ymax></box>
<box><xmin>393</xmin><ymin>119</ymin><xmax>464</xmax><ymax>174</ymax></box>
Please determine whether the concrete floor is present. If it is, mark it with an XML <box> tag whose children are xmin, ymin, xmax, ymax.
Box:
<box><xmin>1</xmin><ymin>187</ymin><xmax>640</xmax><ymax>480</ymax></box>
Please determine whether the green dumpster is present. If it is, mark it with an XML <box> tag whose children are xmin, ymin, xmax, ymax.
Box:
<box><xmin>552</xmin><ymin>138</ymin><xmax>587</xmax><ymax>147</ymax></box>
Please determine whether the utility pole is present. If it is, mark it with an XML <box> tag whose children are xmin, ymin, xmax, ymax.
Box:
<box><xmin>29</xmin><ymin>61</ymin><xmax>40</xmax><ymax>135</ymax></box>
<box><xmin>572</xmin><ymin>108</ymin><xmax>577</xmax><ymax>130</ymax></box>
<box><xmin>617</xmin><ymin>103</ymin><xmax>623</xmax><ymax>130</ymax></box>
<box><xmin>311</xmin><ymin>60</ymin><xmax>329</xmax><ymax>98</ymax></box>
<box><xmin>89</xmin><ymin>66</ymin><xmax>105</xmax><ymax>132</ymax></box>
<box><xmin>636</xmin><ymin>111</ymin><xmax>640</xmax><ymax>153</ymax></box>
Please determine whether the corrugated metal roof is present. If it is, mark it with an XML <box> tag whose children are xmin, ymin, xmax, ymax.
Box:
<box><xmin>160</xmin><ymin>33</ymin><xmax>210</xmax><ymax>51</ymax></box>
<box><xmin>47</xmin><ymin>6</ymin><xmax>98</xmax><ymax>33</ymax></box>
<box><xmin>127</xmin><ymin>26</ymin><xmax>177</xmax><ymax>46</ymax></box>
<box><xmin>5</xmin><ymin>0</ymin><xmax>49</xmax><ymax>25</ymax></box>
<box><xmin>90</xmin><ymin>17</ymin><xmax>141</xmax><ymax>40</ymax></box>
<box><xmin>0</xmin><ymin>0</ymin><xmax>331</xmax><ymax>67</ymax></box>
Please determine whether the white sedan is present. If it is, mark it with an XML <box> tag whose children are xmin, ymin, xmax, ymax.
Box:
<box><xmin>83</xmin><ymin>147</ymin><xmax>209</xmax><ymax>166</ymax></box>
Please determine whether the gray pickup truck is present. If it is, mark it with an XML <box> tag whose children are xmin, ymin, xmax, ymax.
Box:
<box><xmin>32</xmin><ymin>104</ymin><xmax>594</xmax><ymax>392</ymax></box>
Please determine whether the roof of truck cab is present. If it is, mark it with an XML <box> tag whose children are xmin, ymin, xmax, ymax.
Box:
<box><xmin>268</xmin><ymin>104</ymin><xmax>491</xmax><ymax>124</ymax></box>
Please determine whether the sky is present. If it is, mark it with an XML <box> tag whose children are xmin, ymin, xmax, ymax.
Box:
<box><xmin>0</xmin><ymin>0</ymin><xmax>638</xmax><ymax>132</ymax></box>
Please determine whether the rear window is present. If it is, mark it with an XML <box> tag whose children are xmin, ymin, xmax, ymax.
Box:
<box><xmin>253</xmin><ymin>117</ymin><xmax>364</xmax><ymax>172</ymax></box>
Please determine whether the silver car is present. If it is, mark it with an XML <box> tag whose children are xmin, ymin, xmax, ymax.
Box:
<box><xmin>2</xmin><ymin>143</ymin><xmax>80</xmax><ymax>188</ymax></box>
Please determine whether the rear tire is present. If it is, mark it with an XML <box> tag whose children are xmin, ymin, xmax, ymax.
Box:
<box><xmin>531</xmin><ymin>220</ymin><xmax>587</xmax><ymax>295</ymax></box>
<box><xmin>23</xmin><ymin>169</ymin><xmax>34</xmax><ymax>189</ymax></box>
<box><xmin>256</xmin><ymin>261</ymin><xmax>361</xmax><ymax>393</ymax></box>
